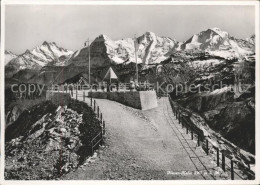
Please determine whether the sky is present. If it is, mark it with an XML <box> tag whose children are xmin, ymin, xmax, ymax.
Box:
<box><xmin>5</xmin><ymin>4</ymin><xmax>255</xmax><ymax>54</ymax></box>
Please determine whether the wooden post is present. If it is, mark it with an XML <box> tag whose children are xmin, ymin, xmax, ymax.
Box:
<box><xmin>100</xmin><ymin>113</ymin><xmax>103</xmax><ymax>122</ymax></box>
<box><xmin>222</xmin><ymin>151</ymin><xmax>225</xmax><ymax>172</ymax></box>
<box><xmin>231</xmin><ymin>159</ymin><xmax>234</xmax><ymax>180</ymax></box>
<box><xmin>197</xmin><ymin>135</ymin><xmax>200</xmax><ymax>146</ymax></box>
<box><xmin>91</xmin><ymin>141</ymin><xmax>94</xmax><ymax>156</ymax></box>
<box><xmin>91</xmin><ymin>96</ymin><xmax>93</xmax><ymax>106</ymax></box>
<box><xmin>217</xmin><ymin>148</ymin><xmax>220</xmax><ymax>166</ymax></box>
<box><xmin>178</xmin><ymin>111</ymin><xmax>181</xmax><ymax>124</ymax></box>
<box><xmin>97</xmin><ymin>106</ymin><xmax>99</xmax><ymax>117</ymax></box>
<box><xmin>76</xmin><ymin>87</ymin><xmax>78</xmax><ymax>100</ymax></box>
<box><xmin>83</xmin><ymin>91</ymin><xmax>85</xmax><ymax>101</ymax></box>
<box><xmin>206</xmin><ymin>139</ymin><xmax>209</xmax><ymax>155</ymax></box>
<box><xmin>101</xmin><ymin>134</ymin><xmax>104</xmax><ymax>145</ymax></box>
<box><xmin>103</xmin><ymin>121</ymin><xmax>106</xmax><ymax>135</ymax></box>
<box><xmin>186</xmin><ymin>126</ymin><xmax>188</xmax><ymax>134</ymax></box>
<box><xmin>191</xmin><ymin>129</ymin><xmax>193</xmax><ymax>140</ymax></box>
<box><xmin>94</xmin><ymin>100</ymin><xmax>96</xmax><ymax>112</ymax></box>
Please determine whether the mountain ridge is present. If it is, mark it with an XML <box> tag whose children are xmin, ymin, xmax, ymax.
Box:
<box><xmin>5</xmin><ymin>28</ymin><xmax>254</xmax><ymax>80</ymax></box>
<box><xmin>5</xmin><ymin>41</ymin><xmax>74</xmax><ymax>78</ymax></box>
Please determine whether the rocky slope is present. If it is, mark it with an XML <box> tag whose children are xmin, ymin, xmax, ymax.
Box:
<box><xmin>5</xmin><ymin>99</ymin><xmax>102</xmax><ymax>180</ymax></box>
<box><xmin>164</xmin><ymin>50</ymin><xmax>256</xmax><ymax>154</ymax></box>
<box><xmin>5</xmin><ymin>50</ymin><xmax>17</xmax><ymax>65</ymax></box>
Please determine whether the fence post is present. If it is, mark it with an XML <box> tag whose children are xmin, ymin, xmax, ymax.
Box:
<box><xmin>231</xmin><ymin>159</ymin><xmax>234</xmax><ymax>180</ymax></box>
<box><xmin>222</xmin><ymin>151</ymin><xmax>225</xmax><ymax>172</ymax></box>
<box><xmin>97</xmin><ymin>106</ymin><xmax>99</xmax><ymax>118</ymax></box>
<box><xmin>76</xmin><ymin>87</ymin><xmax>78</xmax><ymax>100</ymax></box>
<box><xmin>83</xmin><ymin>91</ymin><xmax>85</xmax><ymax>101</ymax></box>
<box><xmin>191</xmin><ymin>129</ymin><xmax>193</xmax><ymax>140</ymax></box>
<box><xmin>186</xmin><ymin>125</ymin><xmax>188</xmax><ymax>134</ymax></box>
<box><xmin>103</xmin><ymin>121</ymin><xmax>106</xmax><ymax>135</ymax></box>
<box><xmin>178</xmin><ymin>111</ymin><xmax>181</xmax><ymax>124</ymax></box>
<box><xmin>91</xmin><ymin>141</ymin><xmax>94</xmax><ymax>156</ymax></box>
<box><xmin>101</xmin><ymin>133</ymin><xmax>104</xmax><ymax>145</ymax></box>
<box><xmin>91</xmin><ymin>96</ymin><xmax>93</xmax><ymax>106</ymax></box>
<box><xmin>94</xmin><ymin>100</ymin><xmax>96</xmax><ymax>112</ymax></box>
<box><xmin>197</xmin><ymin>135</ymin><xmax>200</xmax><ymax>146</ymax></box>
<box><xmin>206</xmin><ymin>139</ymin><xmax>209</xmax><ymax>155</ymax></box>
<box><xmin>100</xmin><ymin>113</ymin><xmax>103</xmax><ymax>123</ymax></box>
<box><xmin>217</xmin><ymin>148</ymin><xmax>220</xmax><ymax>166</ymax></box>
<box><xmin>247</xmin><ymin>163</ymin><xmax>251</xmax><ymax>170</ymax></box>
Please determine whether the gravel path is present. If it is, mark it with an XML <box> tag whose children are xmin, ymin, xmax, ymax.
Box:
<box><xmin>62</xmin><ymin>93</ymin><xmax>226</xmax><ymax>180</ymax></box>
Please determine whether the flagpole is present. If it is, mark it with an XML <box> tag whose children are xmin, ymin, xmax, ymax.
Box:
<box><xmin>134</xmin><ymin>34</ymin><xmax>138</xmax><ymax>83</ymax></box>
<box><xmin>88</xmin><ymin>38</ymin><xmax>91</xmax><ymax>86</ymax></box>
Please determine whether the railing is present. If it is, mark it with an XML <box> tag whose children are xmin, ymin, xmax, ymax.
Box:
<box><xmin>47</xmin><ymin>82</ymin><xmax>154</xmax><ymax>93</ymax></box>
<box><xmin>60</xmin><ymin>89</ymin><xmax>106</xmax><ymax>156</ymax></box>
<box><xmin>168</xmin><ymin>95</ymin><xmax>255</xmax><ymax>180</ymax></box>
<box><xmin>87</xmin><ymin>96</ymin><xmax>106</xmax><ymax>156</ymax></box>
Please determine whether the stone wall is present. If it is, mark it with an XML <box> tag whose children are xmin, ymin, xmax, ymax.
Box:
<box><xmin>89</xmin><ymin>91</ymin><xmax>158</xmax><ymax>110</ymax></box>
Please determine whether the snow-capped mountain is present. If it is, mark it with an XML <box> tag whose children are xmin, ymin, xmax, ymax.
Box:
<box><xmin>67</xmin><ymin>32</ymin><xmax>179</xmax><ymax>67</ymax></box>
<box><xmin>181</xmin><ymin>27</ymin><xmax>254</xmax><ymax>58</ymax></box>
<box><xmin>181</xmin><ymin>27</ymin><xmax>229</xmax><ymax>50</ymax></box>
<box><xmin>5</xmin><ymin>28</ymin><xmax>255</xmax><ymax>80</ymax></box>
<box><xmin>5</xmin><ymin>50</ymin><xmax>17</xmax><ymax>65</ymax></box>
<box><xmin>246</xmin><ymin>34</ymin><xmax>255</xmax><ymax>45</ymax></box>
<box><xmin>5</xmin><ymin>41</ymin><xmax>73</xmax><ymax>78</ymax></box>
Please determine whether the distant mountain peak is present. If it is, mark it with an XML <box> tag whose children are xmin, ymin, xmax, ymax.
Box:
<box><xmin>210</xmin><ymin>27</ymin><xmax>222</xmax><ymax>32</ymax></box>
<box><xmin>68</xmin><ymin>31</ymin><xmax>179</xmax><ymax>66</ymax></box>
<box><xmin>5</xmin><ymin>50</ymin><xmax>17</xmax><ymax>65</ymax></box>
<box><xmin>24</xmin><ymin>49</ymin><xmax>31</xmax><ymax>54</ymax></box>
<box><xmin>5</xmin><ymin>50</ymin><xmax>16</xmax><ymax>55</ymax></box>
<box><xmin>42</xmin><ymin>41</ymin><xmax>49</xmax><ymax>45</ymax></box>
<box><xmin>95</xmin><ymin>34</ymin><xmax>111</xmax><ymax>41</ymax></box>
<box><xmin>144</xmin><ymin>31</ymin><xmax>156</xmax><ymax>36</ymax></box>
<box><xmin>209</xmin><ymin>27</ymin><xmax>229</xmax><ymax>39</ymax></box>
<box><xmin>42</xmin><ymin>41</ymin><xmax>58</xmax><ymax>47</ymax></box>
<box><xmin>5</xmin><ymin>41</ymin><xmax>74</xmax><ymax>77</ymax></box>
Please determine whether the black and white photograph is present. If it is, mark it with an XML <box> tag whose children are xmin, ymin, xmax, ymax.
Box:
<box><xmin>1</xmin><ymin>0</ymin><xmax>259</xmax><ymax>183</ymax></box>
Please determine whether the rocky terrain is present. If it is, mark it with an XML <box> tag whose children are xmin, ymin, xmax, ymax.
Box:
<box><xmin>163</xmin><ymin>51</ymin><xmax>255</xmax><ymax>154</ymax></box>
<box><xmin>5</xmin><ymin>99</ymin><xmax>102</xmax><ymax>180</ymax></box>
<box><xmin>4</xmin><ymin>27</ymin><xmax>255</xmax><ymax>163</ymax></box>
